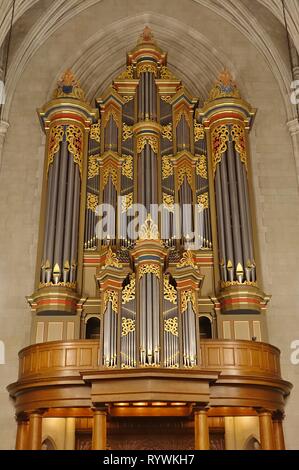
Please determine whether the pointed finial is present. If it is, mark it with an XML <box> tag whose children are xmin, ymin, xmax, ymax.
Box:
<box><xmin>137</xmin><ymin>26</ymin><xmax>156</xmax><ymax>45</ymax></box>
<box><xmin>208</xmin><ymin>69</ymin><xmax>240</xmax><ymax>102</ymax></box>
<box><xmin>53</xmin><ymin>69</ymin><xmax>87</xmax><ymax>102</ymax></box>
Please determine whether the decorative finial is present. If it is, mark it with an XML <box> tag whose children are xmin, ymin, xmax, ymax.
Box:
<box><xmin>53</xmin><ymin>69</ymin><xmax>87</xmax><ymax>102</ymax></box>
<box><xmin>208</xmin><ymin>69</ymin><xmax>240</xmax><ymax>102</ymax></box>
<box><xmin>137</xmin><ymin>26</ymin><xmax>156</xmax><ymax>45</ymax></box>
<box><xmin>138</xmin><ymin>213</ymin><xmax>160</xmax><ymax>240</ymax></box>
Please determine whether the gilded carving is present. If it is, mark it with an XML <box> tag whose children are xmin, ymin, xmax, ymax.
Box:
<box><xmin>123</xmin><ymin>95</ymin><xmax>134</xmax><ymax>103</ymax></box>
<box><xmin>53</xmin><ymin>69</ymin><xmax>87</xmax><ymax>102</ymax></box>
<box><xmin>163</xmin><ymin>193</ymin><xmax>175</xmax><ymax>213</ymax></box>
<box><xmin>139</xmin><ymin>264</ymin><xmax>161</xmax><ymax>279</ymax></box>
<box><xmin>139</xmin><ymin>213</ymin><xmax>160</xmax><ymax>240</ymax></box>
<box><xmin>87</xmin><ymin>193</ymin><xmax>99</xmax><ymax>212</ymax></box>
<box><xmin>90</xmin><ymin>121</ymin><xmax>101</xmax><ymax>143</ymax></box>
<box><xmin>122</xmin><ymin>317</ymin><xmax>136</xmax><ymax>337</ymax></box>
<box><xmin>66</xmin><ymin>125</ymin><xmax>84</xmax><ymax>176</ymax></box>
<box><xmin>122</xmin><ymin>155</ymin><xmax>133</xmax><ymax>179</ymax></box>
<box><xmin>121</xmin><ymin>193</ymin><xmax>133</xmax><ymax>213</ymax></box>
<box><xmin>88</xmin><ymin>155</ymin><xmax>100</xmax><ymax>179</ymax></box>
<box><xmin>117</xmin><ymin>65</ymin><xmax>134</xmax><ymax>80</ymax></box>
<box><xmin>164</xmin><ymin>317</ymin><xmax>179</xmax><ymax>337</ymax></box>
<box><xmin>39</xmin><ymin>281</ymin><xmax>76</xmax><ymax>289</ymax></box>
<box><xmin>48</xmin><ymin>125</ymin><xmax>64</xmax><ymax>172</ymax></box>
<box><xmin>208</xmin><ymin>69</ymin><xmax>240</xmax><ymax>102</ymax></box>
<box><xmin>162</xmin><ymin>155</ymin><xmax>174</xmax><ymax>179</ymax></box>
<box><xmin>177</xmin><ymin>250</ymin><xmax>197</xmax><ymax>269</ymax></box>
<box><xmin>164</xmin><ymin>276</ymin><xmax>177</xmax><ymax>305</ymax></box>
<box><xmin>160</xmin><ymin>66</ymin><xmax>177</xmax><ymax>80</ymax></box>
<box><xmin>211</xmin><ymin>124</ymin><xmax>229</xmax><ymax>176</ymax></box>
<box><xmin>177</xmin><ymin>165</ymin><xmax>193</xmax><ymax>188</ymax></box>
<box><xmin>122</xmin><ymin>274</ymin><xmax>136</xmax><ymax>304</ymax></box>
<box><xmin>161</xmin><ymin>95</ymin><xmax>172</xmax><ymax>103</ymax></box>
<box><xmin>162</xmin><ymin>123</ymin><xmax>173</xmax><ymax>141</ymax></box>
<box><xmin>174</xmin><ymin>109</ymin><xmax>192</xmax><ymax>129</ymax></box>
<box><xmin>220</xmin><ymin>280</ymin><xmax>258</xmax><ymax>289</ymax></box>
<box><xmin>123</xmin><ymin>123</ymin><xmax>133</xmax><ymax>141</ymax></box>
<box><xmin>194</xmin><ymin>120</ymin><xmax>205</xmax><ymax>141</ymax></box>
<box><xmin>137</xmin><ymin>135</ymin><xmax>159</xmax><ymax>154</ymax></box>
<box><xmin>137</xmin><ymin>63</ymin><xmax>157</xmax><ymax>77</ymax></box>
<box><xmin>231</xmin><ymin>124</ymin><xmax>247</xmax><ymax>170</ymax></box>
<box><xmin>181</xmin><ymin>289</ymin><xmax>196</xmax><ymax>313</ymax></box>
<box><xmin>105</xmin><ymin>247</ymin><xmax>122</xmax><ymax>268</ymax></box>
<box><xmin>196</xmin><ymin>155</ymin><xmax>208</xmax><ymax>179</ymax></box>
<box><xmin>103</xmin><ymin>165</ymin><xmax>118</xmax><ymax>188</ymax></box>
<box><xmin>104</xmin><ymin>290</ymin><xmax>118</xmax><ymax>313</ymax></box>
<box><xmin>198</xmin><ymin>192</ymin><xmax>209</xmax><ymax>210</ymax></box>
<box><xmin>103</xmin><ymin>108</ymin><xmax>120</xmax><ymax>128</ymax></box>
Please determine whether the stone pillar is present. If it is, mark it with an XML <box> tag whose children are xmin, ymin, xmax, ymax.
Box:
<box><xmin>28</xmin><ymin>412</ymin><xmax>43</xmax><ymax>450</ymax></box>
<box><xmin>194</xmin><ymin>407</ymin><xmax>209</xmax><ymax>450</ymax></box>
<box><xmin>258</xmin><ymin>410</ymin><xmax>275</xmax><ymax>450</ymax></box>
<box><xmin>15</xmin><ymin>416</ymin><xmax>29</xmax><ymax>450</ymax></box>
<box><xmin>64</xmin><ymin>417</ymin><xmax>76</xmax><ymax>450</ymax></box>
<box><xmin>287</xmin><ymin>119</ymin><xmax>299</xmax><ymax>186</ymax></box>
<box><xmin>92</xmin><ymin>408</ymin><xmax>107</xmax><ymax>450</ymax></box>
<box><xmin>272</xmin><ymin>411</ymin><xmax>286</xmax><ymax>450</ymax></box>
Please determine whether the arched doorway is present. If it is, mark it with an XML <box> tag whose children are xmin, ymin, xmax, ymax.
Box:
<box><xmin>86</xmin><ymin>317</ymin><xmax>101</xmax><ymax>339</ymax></box>
<box><xmin>199</xmin><ymin>316</ymin><xmax>212</xmax><ymax>339</ymax></box>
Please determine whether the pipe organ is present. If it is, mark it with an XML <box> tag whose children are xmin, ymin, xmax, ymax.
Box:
<box><xmin>29</xmin><ymin>27</ymin><xmax>269</xmax><ymax>366</ymax></box>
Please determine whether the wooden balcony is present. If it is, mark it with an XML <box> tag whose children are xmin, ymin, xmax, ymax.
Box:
<box><xmin>8</xmin><ymin>339</ymin><xmax>291</xmax><ymax>415</ymax></box>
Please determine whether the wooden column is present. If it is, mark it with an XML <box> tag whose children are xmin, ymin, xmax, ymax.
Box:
<box><xmin>15</xmin><ymin>416</ymin><xmax>29</xmax><ymax>450</ymax></box>
<box><xmin>92</xmin><ymin>408</ymin><xmax>107</xmax><ymax>450</ymax></box>
<box><xmin>28</xmin><ymin>412</ymin><xmax>43</xmax><ymax>450</ymax></box>
<box><xmin>258</xmin><ymin>410</ymin><xmax>275</xmax><ymax>450</ymax></box>
<box><xmin>194</xmin><ymin>407</ymin><xmax>209</xmax><ymax>450</ymax></box>
<box><xmin>65</xmin><ymin>417</ymin><xmax>76</xmax><ymax>450</ymax></box>
<box><xmin>272</xmin><ymin>412</ymin><xmax>286</xmax><ymax>450</ymax></box>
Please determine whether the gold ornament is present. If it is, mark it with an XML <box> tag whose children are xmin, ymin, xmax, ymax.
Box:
<box><xmin>122</xmin><ymin>274</ymin><xmax>136</xmax><ymax>304</ymax></box>
<box><xmin>48</xmin><ymin>125</ymin><xmax>64</xmax><ymax>172</ymax></box>
<box><xmin>162</xmin><ymin>155</ymin><xmax>174</xmax><ymax>179</ymax></box>
<box><xmin>87</xmin><ymin>193</ymin><xmax>99</xmax><ymax>212</ymax></box>
<box><xmin>174</xmin><ymin>108</ymin><xmax>192</xmax><ymax>128</ymax></box>
<box><xmin>139</xmin><ymin>213</ymin><xmax>160</xmax><ymax>240</ymax></box>
<box><xmin>103</xmin><ymin>165</ymin><xmax>118</xmax><ymax>188</ymax></box>
<box><xmin>220</xmin><ymin>280</ymin><xmax>258</xmax><ymax>289</ymax></box>
<box><xmin>164</xmin><ymin>317</ymin><xmax>178</xmax><ymax>337</ymax></box>
<box><xmin>164</xmin><ymin>276</ymin><xmax>177</xmax><ymax>305</ymax></box>
<box><xmin>39</xmin><ymin>281</ymin><xmax>76</xmax><ymax>289</ymax></box>
<box><xmin>177</xmin><ymin>165</ymin><xmax>193</xmax><ymax>188</ymax></box>
<box><xmin>137</xmin><ymin>135</ymin><xmax>159</xmax><ymax>154</ymax></box>
<box><xmin>137</xmin><ymin>63</ymin><xmax>157</xmax><ymax>77</ymax></box>
<box><xmin>103</xmin><ymin>108</ymin><xmax>120</xmax><ymax>128</ymax></box>
<box><xmin>163</xmin><ymin>193</ymin><xmax>175</xmax><ymax>212</ymax></box>
<box><xmin>139</xmin><ymin>264</ymin><xmax>161</xmax><ymax>279</ymax></box>
<box><xmin>104</xmin><ymin>290</ymin><xmax>118</xmax><ymax>313</ymax></box>
<box><xmin>196</xmin><ymin>155</ymin><xmax>208</xmax><ymax>179</ymax></box>
<box><xmin>231</xmin><ymin>124</ymin><xmax>247</xmax><ymax>170</ymax></box>
<box><xmin>177</xmin><ymin>250</ymin><xmax>197</xmax><ymax>269</ymax></box>
<box><xmin>117</xmin><ymin>65</ymin><xmax>134</xmax><ymax>80</ymax></box>
<box><xmin>88</xmin><ymin>155</ymin><xmax>100</xmax><ymax>179</ymax></box>
<box><xmin>208</xmin><ymin>69</ymin><xmax>240</xmax><ymax>102</ymax></box>
<box><xmin>53</xmin><ymin>69</ymin><xmax>87</xmax><ymax>102</ymax></box>
<box><xmin>211</xmin><ymin>124</ymin><xmax>229</xmax><ymax>176</ymax></box>
<box><xmin>162</xmin><ymin>123</ymin><xmax>173</xmax><ymax>141</ymax></box>
<box><xmin>122</xmin><ymin>317</ymin><xmax>136</xmax><ymax>337</ymax></box>
<box><xmin>198</xmin><ymin>192</ymin><xmax>209</xmax><ymax>210</ymax></box>
<box><xmin>105</xmin><ymin>247</ymin><xmax>122</xmax><ymax>268</ymax></box>
<box><xmin>123</xmin><ymin>95</ymin><xmax>134</xmax><ymax>103</ymax></box>
<box><xmin>181</xmin><ymin>289</ymin><xmax>196</xmax><ymax>313</ymax></box>
<box><xmin>161</xmin><ymin>95</ymin><xmax>172</xmax><ymax>103</ymax></box>
<box><xmin>194</xmin><ymin>120</ymin><xmax>205</xmax><ymax>141</ymax></box>
<box><xmin>122</xmin><ymin>155</ymin><xmax>133</xmax><ymax>179</ymax></box>
<box><xmin>160</xmin><ymin>66</ymin><xmax>177</xmax><ymax>80</ymax></box>
<box><xmin>123</xmin><ymin>123</ymin><xmax>133</xmax><ymax>141</ymax></box>
<box><xmin>90</xmin><ymin>122</ymin><xmax>101</xmax><ymax>143</ymax></box>
<box><xmin>66</xmin><ymin>125</ymin><xmax>84</xmax><ymax>177</ymax></box>
<box><xmin>121</xmin><ymin>193</ymin><xmax>133</xmax><ymax>213</ymax></box>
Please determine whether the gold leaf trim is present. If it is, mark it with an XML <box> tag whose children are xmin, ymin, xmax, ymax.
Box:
<box><xmin>211</xmin><ymin>124</ymin><xmax>229</xmax><ymax>176</ymax></box>
<box><xmin>103</xmin><ymin>165</ymin><xmax>118</xmax><ymax>188</ymax></box>
<box><xmin>117</xmin><ymin>65</ymin><xmax>134</xmax><ymax>80</ymax></box>
<box><xmin>177</xmin><ymin>250</ymin><xmax>197</xmax><ymax>269</ymax></box>
<box><xmin>122</xmin><ymin>274</ymin><xmax>136</xmax><ymax>304</ymax></box>
<box><xmin>66</xmin><ymin>125</ymin><xmax>84</xmax><ymax>177</ymax></box>
<box><xmin>105</xmin><ymin>247</ymin><xmax>122</xmax><ymax>268</ymax></box>
<box><xmin>198</xmin><ymin>192</ymin><xmax>209</xmax><ymax>210</ymax></box>
<box><xmin>177</xmin><ymin>165</ymin><xmax>193</xmax><ymax>188</ymax></box>
<box><xmin>163</xmin><ymin>193</ymin><xmax>175</xmax><ymax>213</ymax></box>
<box><xmin>122</xmin><ymin>317</ymin><xmax>136</xmax><ymax>336</ymax></box>
<box><xmin>90</xmin><ymin>122</ymin><xmax>101</xmax><ymax>143</ymax></box>
<box><xmin>104</xmin><ymin>290</ymin><xmax>118</xmax><ymax>313</ymax></box>
<box><xmin>162</xmin><ymin>155</ymin><xmax>174</xmax><ymax>179</ymax></box>
<box><xmin>123</xmin><ymin>123</ymin><xmax>133</xmax><ymax>141</ymax></box>
<box><xmin>164</xmin><ymin>276</ymin><xmax>177</xmax><ymax>305</ymax></box>
<box><xmin>122</xmin><ymin>155</ymin><xmax>133</xmax><ymax>179</ymax></box>
<box><xmin>48</xmin><ymin>125</ymin><xmax>64</xmax><ymax>172</ymax></box>
<box><xmin>87</xmin><ymin>193</ymin><xmax>99</xmax><ymax>212</ymax></box>
<box><xmin>196</xmin><ymin>155</ymin><xmax>208</xmax><ymax>179</ymax></box>
<box><xmin>139</xmin><ymin>264</ymin><xmax>161</xmax><ymax>279</ymax></box>
<box><xmin>88</xmin><ymin>155</ymin><xmax>100</xmax><ymax>179</ymax></box>
<box><xmin>194</xmin><ymin>120</ymin><xmax>205</xmax><ymax>141</ymax></box>
<box><xmin>160</xmin><ymin>66</ymin><xmax>177</xmax><ymax>80</ymax></box>
<box><xmin>162</xmin><ymin>123</ymin><xmax>173</xmax><ymax>141</ymax></box>
<box><xmin>231</xmin><ymin>124</ymin><xmax>247</xmax><ymax>170</ymax></box>
<box><xmin>137</xmin><ymin>135</ymin><xmax>159</xmax><ymax>154</ymax></box>
<box><xmin>164</xmin><ymin>317</ymin><xmax>178</xmax><ymax>336</ymax></box>
<box><xmin>121</xmin><ymin>193</ymin><xmax>133</xmax><ymax>213</ymax></box>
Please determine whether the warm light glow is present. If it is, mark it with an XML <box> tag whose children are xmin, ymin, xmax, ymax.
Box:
<box><xmin>114</xmin><ymin>403</ymin><xmax>129</xmax><ymax>407</ymax></box>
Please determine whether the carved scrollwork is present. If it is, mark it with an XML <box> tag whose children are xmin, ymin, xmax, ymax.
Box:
<box><xmin>139</xmin><ymin>264</ymin><xmax>161</xmax><ymax>279</ymax></box>
<box><xmin>87</xmin><ymin>193</ymin><xmax>99</xmax><ymax>212</ymax></box>
<box><xmin>137</xmin><ymin>135</ymin><xmax>159</xmax><ymax>154</ymax></box>
<box><xmin>138</xmin><ymin>214</ymin><xmax>159</xmax><ymax>240</ymax></box>
<box><xmin>122</xmin><ymin>317</ymin><xmax>136</xmax><ymax>337</ymax></box>
<box><xmin>122</xmin><ymin>274</ymin><xmax>136</xmax><ymax>304</ymax></box>
<box><xmin>48</xmin><ymin>125</ymin><xmax>64</xmax><ymax>172</ymax></box>
<box><xmin>177</xmin><ymin>250</ymin><xmax>197</xmax><ymax>269</ymax></box>
<box><xmin>211</xmin><ymin>124</ymin><xmax>229</xmax><ymax>176</ymax></box>
<box><xmin>121</xmin><ymin>193</ymin><xmax>133</xmax><ymax>213</ymax></box>
<box><xmin>160</xmin><ymin>66</ymin><xmax>177</xmax><ymax>80</ymax></box>
<box><xmin>123</xmin><ymin>123</ymin><xmax>133</xmax><ymax>141</ymax></box>
<box><xmin>163</xmin><ymin>193</ymin><xmax>175</xmax><ymax>213</ymax></box>
<box><xmin>90</xmin><ymin>121</ymin><xmax>101</xmax><ymax>143</ymax></box>
<box><xmin>177</xmin><ymin>165</ymin><xmax>193</xmax><ymax>189</ymax></box>
<box><xmin>194</xmin><ymin>120</ymin><xmax>205</xmax><ymax>142</ymax></box>
<box><xmin>162</xmin><ymin>123</ymin><xmax>173</xmax><ymax>141</ymax></box>
<box><xmin>117</xmin><ymin>65</ymin><xmax>134</xmax><ymax>80</ymax></box>
<box><xmin>162</xmin><ymin>155</ymin><xmax>174</xmax><ymax>179</ymax></box>
<box><xmin>231</xmin><ymin>124</ymin><xmax>247</xmax><ymax>170</ymax></box>
<box><xmin>198</xmin><ymin>192</ymin><xmax>209</xmax><ymax>210</ymax></box>
<box><xmin>164</xmin><ymin>317</ymin><xmax>178</xmax><ymax>337</ymax></box>
<box><xmin>66</xmin><ymin>125</ymin><xmax>84</xmax><ymax>177</ymax></box>
<box><xmin>105</xmin><ymin>247</ymin><xmax>122</xmax><ymax>268</ymax></box>
<box><xmin>181</xmin><ymin>289</ymin><xmax>196</xmax><ymax>313</ymax></box>
<box><xmin>104</xmin><ymin>290</ymin><xmax>118</xmax><ymax>313</ymax></box>
<box><xmin>88</xmin><ymin>155</ymin><xmax>100</xmax><ymax>179</ymax></box>
<box><xmin>164</xmin><ymin>276</ymin><xmax>177</xmax><ymax>304</ymax></box>
<box><xmin>103</xmin><ymin>165</ymin><xmax>118</xmax><ymax>188</ymax></box>
<box><xmin>196</xmin><ymin>155</ymin><xmax>208</xmax><ymax>179</ymax></box>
